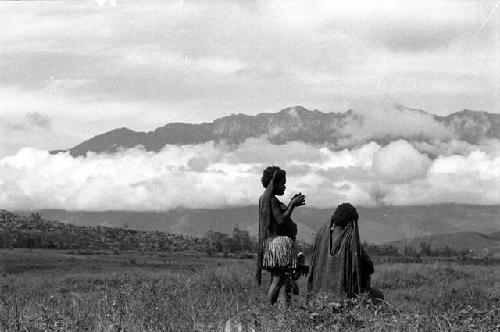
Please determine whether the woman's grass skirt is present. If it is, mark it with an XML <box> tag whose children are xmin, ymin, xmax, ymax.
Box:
<box><xmin>262</xmin><ymin>236</ymin><xmax>296</xmax><ymax>271</ymax></box>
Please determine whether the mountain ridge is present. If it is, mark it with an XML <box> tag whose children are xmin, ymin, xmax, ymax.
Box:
<box><xmin>52</xmin><ymin>106</ymin><xmax>500</xmax><ymax>157</ymax></box>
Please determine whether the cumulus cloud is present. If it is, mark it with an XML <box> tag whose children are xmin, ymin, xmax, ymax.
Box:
<box><xmin>372</xmin><ymin>140</ymin><xmax>431</xmax><ymax>183</ymax></box>
<box><xmin>411</xmin><ymin>139</ymin><xmax>476</xmax><ymax>158</ymax></box>
<box><xmin>2</xmin><ymin>137</ymin><xmax>500</xmax><ymax>211</ymax></box>
<box><xmin>339</xmin><ymin>106</ymin><xmax>454</xmax><ymax>146</ymax></box>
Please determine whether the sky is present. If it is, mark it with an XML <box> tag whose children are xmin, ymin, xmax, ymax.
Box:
<box><xmin>1</xmin><ymin>0</ymin><xmax>500</xmax><ymax>210</ymax></box>
<box><xmin>1</xmin><ymin>0</ymin><xmax>499</xmax><ymax>154</ymax></box>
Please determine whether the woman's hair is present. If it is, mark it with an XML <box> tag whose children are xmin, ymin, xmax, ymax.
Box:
<box><xmin>261</xmin><ymin>166</ymin><xmax>286</xmax><ymax>188</ymax></box>
<box><xmin>331</xmin><ymin>202</ymin><xmax>359</xmax><ymax>227</ymax></box>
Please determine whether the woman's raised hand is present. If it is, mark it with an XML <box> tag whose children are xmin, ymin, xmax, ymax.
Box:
<box><xmin>291</xmin><ymin>193</ymin><xmax>306</xmax><ymax>207</ymax></box>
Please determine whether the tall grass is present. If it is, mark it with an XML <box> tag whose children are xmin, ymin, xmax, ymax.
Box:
<box><xmin>0</xmin><ymin>251</ymin><xmax>499</xmax><ymax>331</ymax></box>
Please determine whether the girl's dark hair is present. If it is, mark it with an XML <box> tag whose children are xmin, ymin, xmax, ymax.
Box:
<box><xmin>261</xmin><ymin>166</ymin><xmax>286</xmax><ymax>188</ymax></box>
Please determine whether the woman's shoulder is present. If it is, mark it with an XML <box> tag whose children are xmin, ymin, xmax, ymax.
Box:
<box><xmin>261</xmin><ymin>195</ymin><xmax>285</xmax><ymax>212</ymax></box>
<box><xmin>271</xmin><ymin>196</ymin><xmax>287</xmax><ymax>209</ymax></box>
<box><xmin>269</xmin><ymin>195</ymin><xmax>283</xmax><ymax>206</ymax></box>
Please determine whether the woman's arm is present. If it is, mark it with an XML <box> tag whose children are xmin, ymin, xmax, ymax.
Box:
<box><xmin>271</xmin><ymin>197</ymin><xmax>293</xmax><ymax>225</ymax></box>
<box><xmin>271</xmin><ymin>194</ymin><xmax>304</xmax><ymax>225</ymax></box>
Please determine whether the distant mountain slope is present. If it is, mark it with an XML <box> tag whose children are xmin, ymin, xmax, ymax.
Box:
<box><xmin>22</xmin><ymin>204</ymin><xmax>500</xmax><ymax>245</ymax></box>
<box><xmin>489</xmin><ymin>231</ymin><xmax>500</xmax><ymax>240</ymax></box>
<box><xmin>52</xmin><ymin>106</ymin><xmax>500</xmax><ymax>157</ymax></box>
<box><xmin>0</xmin><ymin>210</ymin><xmax>208</xmax><ymax>251</ymax></box>
<box><xmin>385</xmin><ymin>231</ymin><xmax>500</xmax><ymax>254</ymax></box>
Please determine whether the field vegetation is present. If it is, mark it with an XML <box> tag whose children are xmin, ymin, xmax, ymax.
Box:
<box><xmin>1</xmin><ymin>249</ymin><xmax>499</xmax><ymax>331</ymax></box>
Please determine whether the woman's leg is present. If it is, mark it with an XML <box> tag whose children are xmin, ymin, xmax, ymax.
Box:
<box><xmin>289</xmin><ymin>279</ymin><xmax>299</xmax><ymax>296</ymax></box>
<box><xmin>266</xmin><ymin>271</ymin><xmax>284</xmax><ymax>304</ymax></box>
<box><xmin>278</xmin><ymin>278</ymin><xmax>294</xmax><ymax>307</ymax></box>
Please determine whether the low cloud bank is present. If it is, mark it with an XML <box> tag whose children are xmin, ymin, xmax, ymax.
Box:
<box><xmin>339</xmin><ymin>106</ymin><xmax>454</xmax><ymax>146</ymax></box>
<box><xmin>2</xmin><ymin>137</ymin><xmax>500</xmax><ymax>210</ymax></box>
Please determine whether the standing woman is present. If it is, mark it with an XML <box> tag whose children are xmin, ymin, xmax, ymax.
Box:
<box><xmin>256</xmin><ymin>166</ymin><xmax>305</xmax><ymax>304</ymax></box>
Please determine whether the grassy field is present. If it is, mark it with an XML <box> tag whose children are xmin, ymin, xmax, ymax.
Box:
<box><xmin>0</xmin><ymin>249</ymin><xmax>499</xmax><ymax>331</ymax></box>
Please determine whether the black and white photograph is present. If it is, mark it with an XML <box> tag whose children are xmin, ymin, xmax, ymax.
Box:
<box><xmin>1</xmin><ymin>0</ymin><xmax>499</xmax><ymax>330</ymax></box>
